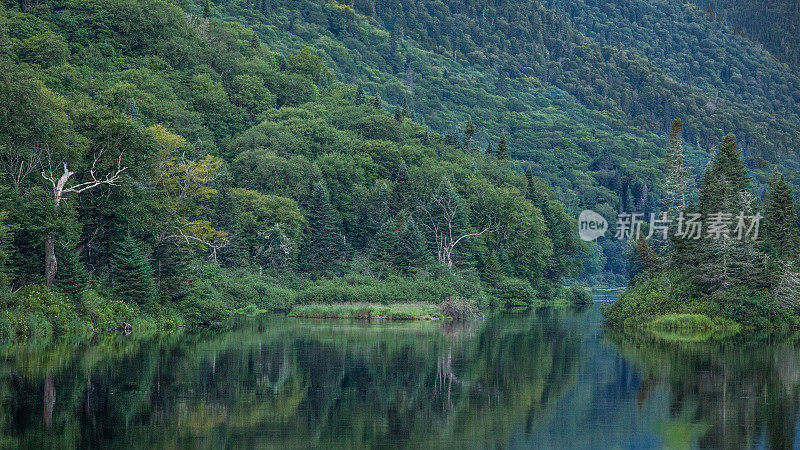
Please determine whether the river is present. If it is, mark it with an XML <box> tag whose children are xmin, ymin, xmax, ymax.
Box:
<box><xmin>1</xmin><ymin>303</ymin><xmax>799</xmax><ymax>448</ymax></box>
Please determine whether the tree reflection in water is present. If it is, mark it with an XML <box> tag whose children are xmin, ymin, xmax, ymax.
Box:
<box><xmin>3</xmin><ymin>308</ymin><xmax>800</xmax><ymax>448</ymax></box>
<box><xmin>0</xmin><ymin>309</ymin><xmax>583</xmax><ymax>448</ymax></box>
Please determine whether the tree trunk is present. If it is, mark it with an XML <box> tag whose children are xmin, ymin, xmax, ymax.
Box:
<box><xmin>45</xmin><ymin>232</ymin><xmax>57</xmax><ymax>287</ymax></box>
<box><xmin>43</xmin><ymin>373</ymin><xmax>55</xmax><ymax>430</ymax></box>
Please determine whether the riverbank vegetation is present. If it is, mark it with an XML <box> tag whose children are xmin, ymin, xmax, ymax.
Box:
<box><xmin>605</xmin><ymin>120</ymin><xmax>800</xmax><ymax>332</ymax></box>
<box><xmin>0</xmin><ymin>0</ymin><xmax>588</xmax><ymax>341</ymax></box>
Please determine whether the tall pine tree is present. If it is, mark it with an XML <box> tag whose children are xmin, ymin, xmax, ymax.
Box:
<box><xmin>496</xmin><ymin>132</ymin><xmax>510</xmax><ymax>160</ymax></box>
<box><xmin>304</xmin><ymin>182</ymin><xmax>344</xmax><ymax>272</ymax></box>
<box><xmin>396</xmin><ymin>217</ymin><xmax>428</xmax><ymax>273</ymax></box>
<box><xmin>55</xmin><ymin>243</ymin><xmax>88</xmax><ymax>301</ymax></box>
<box><xmin>661</xmin><ymin>118</ymin><xmax>692</xmax><ymax>212</ymax></box>
<box><xmin>762</xmin><ymin>173</ymin><xmax>799</xmax><ymax>260</ymax></box>
<box><xmin>110</xmin><ymin>234</ymin><xmax>157</xmax><ymax>305</ymax></box>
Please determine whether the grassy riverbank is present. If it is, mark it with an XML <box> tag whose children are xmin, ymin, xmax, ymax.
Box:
<box><xmin>0</xmin><ymin>267</ymin><xmax>590</xmax><ymax>342</ymax></box>
<box><xmin>288</xmin><ymin>303</ymin><xmax>445</xmax><ymax>320</ymax></box>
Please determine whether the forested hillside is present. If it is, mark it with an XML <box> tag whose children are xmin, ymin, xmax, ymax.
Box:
<box><xmin>205</xmin><ymin>0</ymin><xmax>800</xmax><ymax>279</ymax></box>
<box><xmin>0</xmin><ymin>0</ymin><xmax>587</xmax><ymax>339</ymax></box>
<box><xmin>691</xmin><ymin>0</ymin><xmax>800</xmax><ymax>69</ymax></box>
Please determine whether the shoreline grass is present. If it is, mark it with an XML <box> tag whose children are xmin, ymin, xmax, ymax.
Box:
<box><xmin>288</xmin><ymin>303</ymin><xmax>445</xmax><ymax>321</ymax></box>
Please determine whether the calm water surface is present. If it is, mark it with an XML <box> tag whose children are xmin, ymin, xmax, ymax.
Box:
<box><xmin>2</xmin><ymin>303</ymin><xmax>800</xmax><ymax>448</ymax></box>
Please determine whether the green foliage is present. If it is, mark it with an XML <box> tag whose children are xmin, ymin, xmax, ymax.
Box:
<box><xmin>494</xmin><ymin>277</ymin><xmax>538</xmax><ymax>308</ymax></box>
<box><xmin>303</xmin><ymin>182</ymin><xmax>344</xmax><ymax>272</ymax></box>
<box><xmin>110</xmin><ymin>235</ymin><xmax>156</xmax><ymax>306</ymax></box>
<box><xmin>54</xmin><ymin>244</ymin><xmax>88</xmax><ymax>301</ymax></box>
<box><xmin>762</xmin><ymin>173</ymin><xmax>799</xmax><ymax>260</ymax></box>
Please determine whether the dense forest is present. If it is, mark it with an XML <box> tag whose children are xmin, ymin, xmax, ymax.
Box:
<box><xmin>691</xmin><ymin>0</ymin><xmax>800</xmax><ymax>69</ymax></box>
<box><xmin>0</xmin><ymin>0</ymin><xmax>589</xmax><ymax>339</ymax></box>
<box><xmin>209</xmin><ymin>0</ymin><xmax>800</xmax><ymax>280</ymax></box>
<box><xmin>606</xmin><ymin>121</ymin><xmax>800</xmax><ymax>329</ymax></box>
<box><xmin>1</xmin><ymin>0</ymin><xmax>800</xmax><ymax>339</ymax></box>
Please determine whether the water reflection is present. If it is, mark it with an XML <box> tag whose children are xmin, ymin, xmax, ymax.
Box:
<box><xmin>1</xmin><ymin>307</ymin><xmax>800</xmax><ymax>448</ymax></box>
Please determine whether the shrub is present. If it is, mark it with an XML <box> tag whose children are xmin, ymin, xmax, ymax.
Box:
<box><xmin>716</xmin><ymin>286</ymin><xmax>781</xmax><ymax>329</ymax></box>
<box><xmin>558</xmin><ymin>284</ymin><xmax>592</xmax><ymax>306</ymax></box>
<box><xmin>494</xmin><ymin>277</ymin><xmax>537</xmax><ymax>308</ymax></box>
<box><xmin>438</xmin><ymin>295</ymin><xmax>483</xmax><ymax>319</ymax></box>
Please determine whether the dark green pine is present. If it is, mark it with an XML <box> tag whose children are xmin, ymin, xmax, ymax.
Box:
<box><xmin>110</xmin><ymin>234</ymin><xmax>157</xmax><ymax>305</ymax></box>
<box><xmin>304</xmin><ymin>182</ymin><xmax>344</xmax><ymax>272</ymax></box>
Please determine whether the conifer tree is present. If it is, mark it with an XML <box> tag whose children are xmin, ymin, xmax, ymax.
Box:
<box><xmin>110</xmin><ymin>234</ymin><xmax>156</xmax><ymax>305</ymax></box>
<box><xmin>304</xmin><ymin>182</ymin><xmax>344</xmax><ymax>271</ymax></box>
<box><xmin>124</xmin><ymin>98</ymin><xmax>139</xmax><ymax>118</ymax></box>
<box><xmin>0</xmin><ymin>212</ymin><xmax>13</xmax><ymax>294</ymax></box>
<box><xmin>633</xmin><ymin>235</ymin><xmax>661</xmax><ymax>277</ymax></box>
<box><xmin>464</xmin><ymin>117</ymin><xmax>475</xmax><ymax>151</ymax></box>
<box><xmin>394</xmin><ymin>106</ymin><xmax>403</xmax><ymax>123</ymax></box>
<box><xmin>370</xmin><ymin>182</ymin><xmax>391</xmax><ymax>235</ymax></box>
<box><xmin>699</xmin><ymin>134</ymin><xmax>752</xmax><ymax>212</ymax></box>
<box><xmin>661</xmin><ymin>118</ymin><xmax>692</xmax><ymax>212</ymax></box>
<box><xmin>486</xmin><ymin>140</ymin><xmax>493</xmax><ymax>157</ymax></box>
<box><xmin>396</xmin><ymin>217</ymin><xmax>428</xmax><ymax>273</ymax></box>
<box><xmin>762</xmin><ymin>173</ymin><xmax>799</xmax><ymax>260</ymax></box>
<box><xmin>390</xmin><ymin>161</ymin><xmax>412</xmax><ymax>213</ymax></box>
<box><xmin>354</xmin><ymin>85</ymin><xmax>365</xmax><ymax>105</ymax></box>
<box><xmin>496</xmin><ymin>132</ymin><xmax>510</xmax><ymax>160</ymax></box>
<box><xmin>370</xmin><ymin>217</ymin><xmax>399</xmax><ymax>266</ymax></box>
<box><xmin>55</xmin><ymin>244</ymin><xmax>88</xmax><ymax>301</ymax></box>
<box><xmin>372</xmin><ymin>94</ymin><xmax>381</xmax><ymax>109</ymax></box>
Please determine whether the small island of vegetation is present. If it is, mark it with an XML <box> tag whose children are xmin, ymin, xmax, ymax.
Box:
<box><xmin>605</xmin><ymin>120</ymin><xmax>800</xmax><ymax>335</ymax></box>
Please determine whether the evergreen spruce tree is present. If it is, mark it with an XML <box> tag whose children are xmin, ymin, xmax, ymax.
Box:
<box><xmin>486</xmin><ymin>140</ymin><xmax>493</xmax><ymax>157</ymax></box>
<box><xmin>390</xmin><ymin>161</ymin><xmax>412</xmax><ymax>213</ymax></box>
<box><xmin>422</xmin><ymin>127</ymin><xmax>430</xmax><ymax>145</ymax></box>
<box><xmin>354</xmin><ymin>85</ymin><xmax>365</xmax><ymax>105</ymax></box>
<box><xmin>762</xmin><ymin>173</ymin><xmax>799</xmax><ymax>260</ymax></box>
<box><xmin>496</xmin><ymin>132</ymin><xmax>510</xmax><ymax>160</ymax></box>
<box><xmin>699</xmin><ymin>134</ymin><xmax>752</xmax><ymax>212</ymax></box>
<box><xmin>124</xmin><ymin>98</ymin><xmax>138</xmax><ymax>118</ymax></box>
<box><xmin>464</xmin><ymin>117</ymin><xmax>475</xmax><ymax>151</ymax></box>
<box><xmin>370</xmin><ymin>182</ymin><xmax>391</xmax><ymax>236</ymax></box>
<box><xmin>393</xmin><ymin>106</ymin><xmax>403</xmax><ymax>123</ymax></box>
<box><xmin>661</xmin><ymin>118</ymin><xmax>692</xmax><ymax>212</ymax></box>
<box><xmin>249</xmin><ymin>33</ymin><xmax>260</xmax><ymax>49</ymax></box>
<box><xmin>152</xmin><ymin>243</ymin><xmax>194</xmax><ymax>303</ymax></box>
<box><xmin>304</xmin><ymin>182</ymin><xmax>344</xmax><ymax>271</ymax></box>
<box><xmin>401</xmin><ymin>96</ymin><xmax>409</xmax><ymax>117</ymax></box>
<box><xmin>396</xmin><ymin>217</ymin><xmax>428</xmax><ymax>273</ymax></box>
<box><xmin>55</xmin><ymin>244</ymin><xmax>88</xmax><ymax>301</ymax></box>
<box><xmin>370</xmin><ymin>217</ymin><xmax>399</xmax><ymax>266</ymax></box>
<box><xmin>110</xmin><ymin>234</ymin><xmax>156</xmax><ymax>305</ymax></box>
<box><xmin>0</xmin><ymin>212</ymin><xmax>13</xmax><ymax>294</ymax></box>
<box><xmin>372</xmin><ymin>94</ymin><xmax>382</xmax><ymax>109</ymax></box>
<box><xmin>482</xmin><ymin>249</ymin><xmax>502</xmax><ymax>288</ymax></box>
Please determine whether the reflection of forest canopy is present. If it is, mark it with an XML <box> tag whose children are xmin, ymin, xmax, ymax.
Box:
<box><xmin>0</xmin><ymin>311</ymin><xmax>583</xmax><ymax>448</ymax></box>
<box><xmin>610</xmin><ymin>331</ymin><xmax>800</xmax><ymax>448</ymax></box>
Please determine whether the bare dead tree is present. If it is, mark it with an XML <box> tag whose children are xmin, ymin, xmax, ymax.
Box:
<box><xmin>0</xmin><ymin>143</ymin><xmax>46</xmax><ymax>193</ymax></box>
<box><xmin>40</xmin><ymin>149</ymin><xmax>126</xmax><ymax>286</ymax></box>
<box><xmin>419</xmin><ymin>179</ymin><xmax>496</xmax><ymax>268</ymax></box>
<box><xmin>164</xmin><ymin>221</ymin><xmax>229</xmax><ymax>263</ymax></box>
